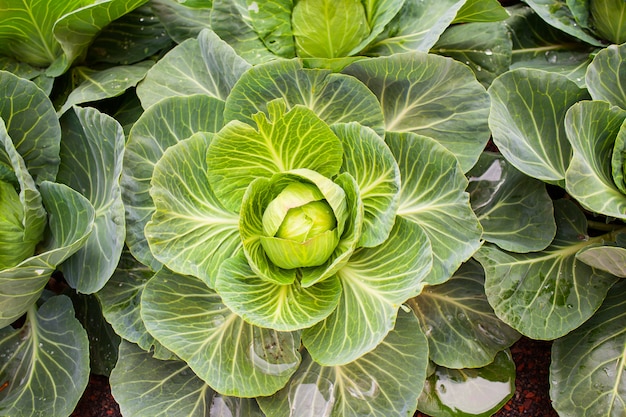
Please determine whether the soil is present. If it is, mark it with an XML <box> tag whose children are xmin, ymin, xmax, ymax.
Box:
<box><xmin>71</xmin><ymin>336</ymin><xmax>559</xmax><ymax>417</ymax></box>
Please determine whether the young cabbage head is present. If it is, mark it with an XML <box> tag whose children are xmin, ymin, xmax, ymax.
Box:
<box><xmin>0</xmin><ymin>180</ymin><xmax>36</xmax><ymax>269</ymax></box>
<box><xmin>259</xmin><ymin>173</ymin><xmax>347</xmax><ymax>269</ymax></box>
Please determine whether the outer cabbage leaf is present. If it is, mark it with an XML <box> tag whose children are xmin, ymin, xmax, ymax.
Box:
<box><xmin>258</xmin><ymin>309</ymin><xmax>429</xmax><ymax>417</ymax></box>
<box><xmin>57</xmin><ymin>106</ymin><xmax>126</xmax><ymax>294</ymax></box>
<box><xmin>291</xmin><ymin>0</ymin><xmax>370</xmax><ymax>58</ymax></box>
<box><xmin>467</xmin><ymin>152</ymin><xmax>556</xmax><ymax>253</ymax></box>
<box><xmin>137</xmin><ymin>29</ymin><xmax>251</xmax><ymax>109</ymax></box>
<box><xmin>505</xmin><ymin>5</ymin><xmax>595</xmax><ymax>88</ymax></box>
<box><xmin>0</xmin><ymin>0</ymin><xmax>148</xmax><ymax>75</ymax></box>
<box><xmin>0</xmin><ymin>71</ymin><xmax>61</xmax><ymax>184</ymax></box>
<box><xmin>145</xmin><ymin>133</ymin><xmax>240</xmax><ymax>288</ymax></box>
<box><xmin>576</xmin><ymin>243</ymin><xmax>626</xmax><ymax>278</ymax></box>
<box><xmin>474</xmin><ymin>199</ymin><xmax>620</xmax><ymax>340</ymax></box>
<box><xmin>452</xmin><ymin>0</ymin><xmax>509</xmax><ymax>23</ymax></box>
<box><xmin>59</xmin><ymin>62</ymin><xmax>153</xmax><ymax>115</ymax></box>
<box><xmin>0</xmin><ymin>296</ymin><xmax>89</xmax><ymax>417</ymax></box>
<box><xmin>141</xmin><ymin>268</ymin><xmax>301</xmax><ymax>397</ymax></box>
<box><xmin>96</xmin><ymin>250</ymin><xmax>173</xmax><ymax>360</ymax></box>
<box><xmin>0</xmin><ymin>182</ymin><xmax>94</xmax><ymax>328</ymax></box>
<box><xmin>224</xmin><ymin>59</ymin><xmax>385</xmax><ymax>136</ymax></box>
<box><xmin>565</xmin><ymin>101</ymin><xmax>626</xmax><ymax>219</ymax></box>
<box><xmin>417</xmin><ymin>349</ymin><xmax>516</xmax><ymax>417</ymax></box>
<box><xmin>432</xmin><ymin>22</ymin><xmax>512</xmax><ymax>87</ymax></box>
<box><xmin>332</xmin><ymin>122</ymin><xmax>400</xmax><ymax>247</ymax></box>
<box><xmin>86</xmin><ymin>4</ymin><xmax>172</xmax><ymax>65</ymax></box>
<box><xmin>111</xmin><ymin>341</ymin><xmax>264</xmax><ymax>417</ymax></box>
<box><xmin>522</xmin><ymin>0</ymin><xmax>604</xmax><ymax>46</ymax></box>
<box><xmin>551</xmin><ymin>279</ymin><xmax>626</xmax><ymax>417</ymax></box>
<box><xmin>488</xmin><ymin>68</ymin><xmax>591</xmax><ymax>183</ymax></box>
<box><xmin>150</xmin><ymin>0</ymin><xmax>212</xmax><ymax>43</ymax></box>
<box><xmin>210</xmin><ymin>0</ymin><xmax>277</xmax><ymax>64</ymax></box>
<box><xmin>247</xmin><ymin>0</ymin><xmax>296</xmax><ymax>58</ymax></box>
<box><xmin>389</xmin><ymin>132</ymin><xmax>482</xmax><ymax>285</ymax></box>
<box><xmin>365</xmin><ymin>0</ymin><xmax>466</xmax><ymax>55</ymax></box>
<box><xmin>586</xmin><ymin>43</ymin><xmax>626</xmax><ymax>109</ymax></box>
<box><xmin>122</xmin><ymin>95</ymin><xmax>225</xmax><ymax>270</ymax></box>
<box><xmin>410</xmin><ymin>260</ymin><xmax>520</xmax><ymax>369</ymax></box>
<box><xmin>302</xmin><ymin>216</ymin><xmax>432</xmax><ymax>366</ymax></box>
<box><xmin>343</xmin><ymin>53</ymin><xmax>491</xmax><ymax>171</ymax></box>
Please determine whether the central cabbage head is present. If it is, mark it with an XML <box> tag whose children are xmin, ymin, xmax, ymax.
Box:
<box><xmin>260</xmin><ymin>179</ymin><xmax>346</xmax><ymax>269</ymax></box>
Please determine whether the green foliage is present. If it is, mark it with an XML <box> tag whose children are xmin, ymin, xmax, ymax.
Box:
<box><xmin>0</xmin><ymin>2</ymin><xmax>625</xmax><ymax>417</ymax></box>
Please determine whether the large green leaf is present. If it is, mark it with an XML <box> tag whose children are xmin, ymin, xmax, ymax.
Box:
<box><xmin>96</xmin><ymin>250</ymin><xmax>173</xmax><ymax>360</ymax></box>
<box><xmin>467</xmin><ymin>152</ymin><xmax>556</xmax><ymax>253</ymax></box>
<box><xmin>291</xmin><ymin>0</ymin><xmax>369</xmax><ymax>58</ymax></box>
<box><xmin>586</xmin><ymin>43</ymin><xmax>626</xmax><ymax>109</ymax></box>
<box><xmin>332</xmin><ymin>122</ymin><xmax>400</xmax><ymax>248</ymax></box>
<box><xmin>215</xmin><ymin>253</ymin><xmax>341</xmax><ymax>331</ymax></box>
<box><xmin>0</xmin><ymin>0</ymin><xmax>146</xmax><ymax>73</ymax></box>
<box><xmin>137</xmin><ymin>28</ymin><xmax>251</xmax><ymax>109</ymax></box>
<box><xmin>506</xmin><ymin>5</ymin><xmax>595</xmax><ymax>88</ymax></box>
<box><xmin>343</xmin><ymin>53</ymin><xmax>491</xmax><ymax>171</ymax></box>
<box><xmin>388</xmin><ymin>132</ymin><xmax>482</xmax><ymax>285</ymax></box>
<box><xmin>247</xmin><ymin>0</ymin><xmax>295</xmax><ymax>58</ymax></box>
<box><xmin>410</xmin><ymin>260</ymin><xmax>520</xmax><ymax>369</ymax></box>
<box><xmin>432</xmin><ymin>22</ymin><xmax>512</xmax><ymax>87</ymax></box>
<box><xmin>223</xmin><ymin>59</ymin><xmax>385</xmax><ymax>136</ymax></box>
<box><xmin>111</xmin><ymin>341</ymin><xmax>265</xmax><ymax>417</ymax></box>
<box><xmin>452</xmin><ymin>0</ymin><xmax>509</xmax><ymax>23</ymax></box>
<box><xmin>57</xmin><ymin>106</ymin><xmax>126</xmax><ymax>294</ymax></box>
<box><xmin>0</xmin><ymin>1</ymin><xmax>90</xmax><ymax>67</ymax></box>
<box><xmin>0</xmin><ymin>296</ymin><xmax>89</xmax><ymax>417</ymax></box>
<box><xmin>59</xmin><ymin>62</ymin><xmax>153</xmax><ymax>115</ymax></box>
<box><xmin>488</xmin><ymin>68</ymin><xmax>590</xmax><ymax>183</ymax></box>
<box><xmin>417</xmin><ymin>349</ymin><xmax>516</xmax><ymax>417</ymax></box>
<box><xmin>551</xmin><ymin>279</ymin><xmax>626</xmax><ymax>417</ymax></box>
<box><xmin>0</xmin><ymin>182</ymin><xmax>94</xmax><ymax>328</ymax></box>
<box><xmin>47</xmin><ymin>0</ymin><xmax>150</xmax><ymax>76</ymax></box>
<box><xmin>522</xmin><ymin>0</ymin><xmax>604</xmax><ymax>46</ymax></box>
<box><xmin>122</xmin><ymin>94</ymin><xmax>225</xmax><ymax>269</ymax></box>
<box><xmin>145</xmin><ymin>133</ymin><xmax>240</xmax><ymax>288</ymax></box>
<box><xmin>208</xmin><ymin>100</ymin><xmax>344</xmax><ymax>211</ymax></box>
<box><xmin>564</xmin><ymin>101</ymin><xmax>626</xmax><ymax>219</ymax></box>
<box><xmin>210</xmin><ymin>0</ymin><xmax>277</xmax><ymax>64</ymax></box>
<box><xmin>258</xmin><ymin>309</ymin><xmax>429</xmax><ymax>417</ymax></box>
<box><xmin>86</xmin><ymin>4</ymin><xmax>172</xmax><ymax>65</ymax></box>
<box><xmin>151</xmin><ymin>0</ymin><xmax>212</xmax><ymax>43</ymax></box>
<box><xmin>141</xmin><ymin>268</ymin><xmax>301</xmax><ymax>397</ymax></box>
<box><xmin>576</xmin><ymin>243</ymin><xmax>626</xmax><ymax>278</ymax></box>
<box><xmin>0</xmin><ymin>71</ymin><xmax>61</xmax><ymax>184</ymax></box>
<box><xmin>365</xmin><ymin>0</ymin><xmax>466</xmax><ymax>55</ymax></box>
<box><xmin>474</xmin><ymin>199</ymin><xmax>620</xmax><ymax>340</ymax></box>
<box><xmin>302</xmin><ymin>216</ymin><xmax>432</xmax><ymax>366</ymax></box>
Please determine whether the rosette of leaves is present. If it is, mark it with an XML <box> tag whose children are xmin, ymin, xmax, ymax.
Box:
<box><xmin>150</xmin><ymin>0</ymin><xmax>508</xmax><ymax>68</ymax></box>
<box><xmin>482</xmin><ymin>40</ymin><xmax>626</xmax><ymax>416</ymax></box>
<box><xmin>0</xmin><ymin>65</ymin><xmax>130</xmax><ymax>415</ymax></box>
<box><xmin>109</xmin><ymin>28</ymin><xmax>497</xmax><ymax>416</ymax></box>
<box><xmin>0</xmin><ymin>0</ymin><xmax>149</xmax><ymax>76</ymax></box>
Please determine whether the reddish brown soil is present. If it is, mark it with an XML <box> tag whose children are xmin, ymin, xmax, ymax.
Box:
<box><xmin>72</xmin><ymin>337</ymin><xmax>558</xmax><ymax>417</ymax></box>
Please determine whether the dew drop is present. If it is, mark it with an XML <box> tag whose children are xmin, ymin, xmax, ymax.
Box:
<box><xmin>485</xmin><ymin>49</ymin><xmax>493</xmax><ymax>56</ymax></box>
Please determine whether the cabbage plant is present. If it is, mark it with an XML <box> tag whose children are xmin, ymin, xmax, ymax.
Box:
<box><xmin>92</xmin><ymin>27</ymin><xmax>524</xmax><ymax>417</ymax></box>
